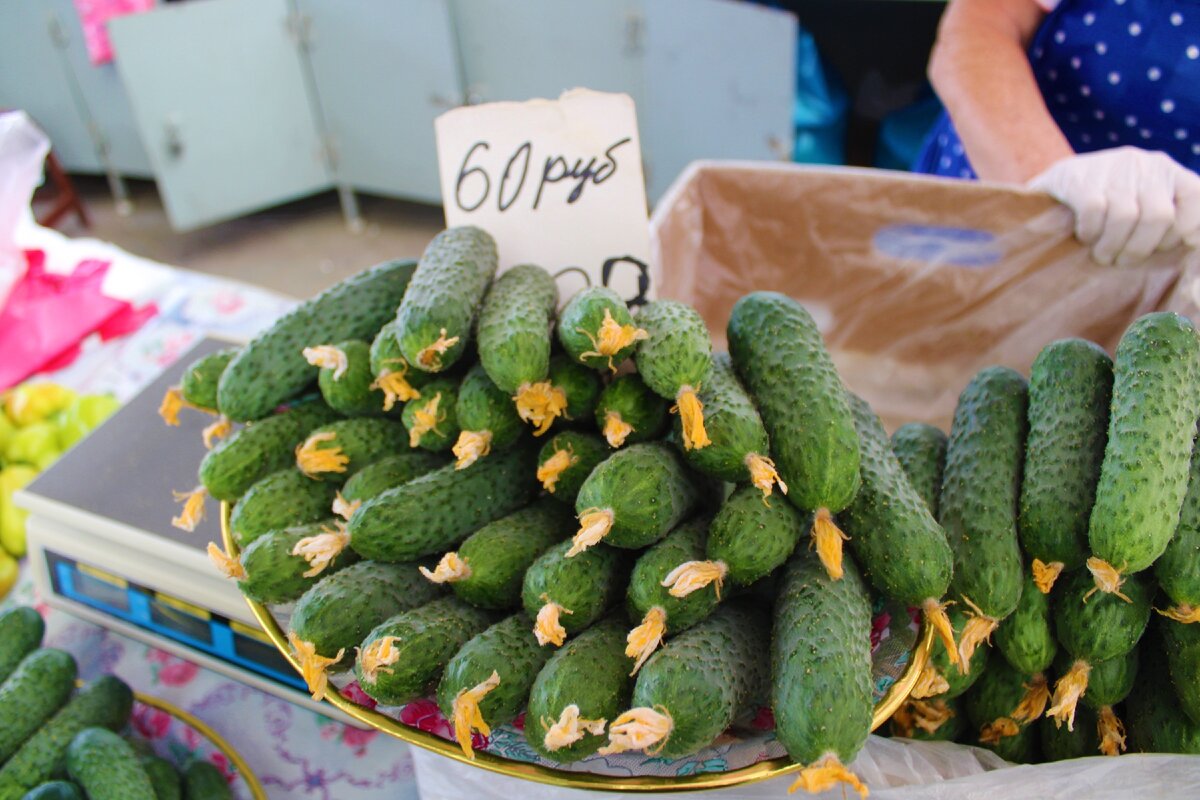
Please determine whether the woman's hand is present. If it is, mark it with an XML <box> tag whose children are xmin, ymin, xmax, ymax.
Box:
<box><xmin>1030</xmin><ymin>147</ymin><xmax>1200</xmax><ymax>267</ymax></box>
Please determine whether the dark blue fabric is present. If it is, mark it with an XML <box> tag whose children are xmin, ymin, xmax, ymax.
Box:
<box><xmin>915</xmin><ymin>0</ymin><xmax>1200</xmax><ymax>179</ymax></box>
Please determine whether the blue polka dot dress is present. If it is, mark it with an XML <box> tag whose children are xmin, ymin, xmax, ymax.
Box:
<box><xmin>914</xmin><ymin>0</ymin><xmax>1200</xmax><ymax>179</ymax></box>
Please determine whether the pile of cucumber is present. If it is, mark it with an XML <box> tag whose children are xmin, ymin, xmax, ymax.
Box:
<box><xmin>164</xmin><ymin>225</ymin><xmax>1199</xmax><ymax>794</ymax></box>
<box><xmin>0</xmin><ymin>607</ymin><xmax>232</xmax><ymax>800</ymax></box>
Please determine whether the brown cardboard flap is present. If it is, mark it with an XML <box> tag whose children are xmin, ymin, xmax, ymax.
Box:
<box><xmin>652</xmin><ymin>162</ymin><xmax>1192</xmax><ymax>429</ymax></box>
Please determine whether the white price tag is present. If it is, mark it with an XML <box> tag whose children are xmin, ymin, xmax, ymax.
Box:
<box><xmin>435</xmin><ymin>88</ymin><xmax>653</xmax><ymax>305</ymax></box>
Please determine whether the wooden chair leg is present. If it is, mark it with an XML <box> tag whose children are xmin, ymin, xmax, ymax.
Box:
<box><xmin>36</xmin><ymin>152</ymin><xmax>90</xmax><ymax>230</ymax></box>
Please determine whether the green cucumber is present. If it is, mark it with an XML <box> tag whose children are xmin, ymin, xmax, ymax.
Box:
<box><xmin>0</xmin><ymin>608</ymin><xmax>43</xmax><ymax>684</ymax></box>
<box><xmin>994</xmin><ymin>573</ymin><xmax>1057</xmax><ymax>675</ymax></box>
<box><xmin>633</xmin><ymin>300</ymin><xmax>713</xmax><ymax>451</ymax></box>
<box><xmin>453</xmin><ymin>364</ymin><xmax>524</xmax><ymax>469</ymax></box>
<box><xmin>198</xmin><ymin>401</ymin><xmax>340</xmax><ymax>502</ymax></box>
<box><xmin>1126</xmin><ymin>652</ymin><xmax>1200</xmax><ymax>755</ymax></box>
<box><xmin>400</xmin><ymin>379</ymin><xmax>460</xmax><ymax>453</ymax></box>
<box><xmin>396</xmin><ymin>226</ymin><xmax>497</xmax><ymax>373</ymax></box>
<box><xmin>19</xmin><ymin>781</ymin><xmax>83</xmax><ymax>800</ymax></box>
<box><xmin>727</xmin><ymin>292</ymin><xmax>861</xmax><ymax>580</ymax></box>
<box><xmin>308</xmin><ymin>340</ymin><xmax>391</xmax><ymax>417</ymax></box>
<box><xmin>889</xmin><ymin>423</ymin><xmax>947</xmax><ymax>518</ymax></box>
<box><xmin>355</xmin><ymin>597</ymin><xmax>496</xmax><ymax>706</ymax></box>
<box><xmin>888</xmin><ymin>697</ymin><xmax>963</xmax><ymax>742</ymax></box>
<box><xmin>687</xmin><ymin>483</ymin><xmax>806</xmax><ymax>589</ymax></box>
<box><xmin>180</xmin><ymin>760</ymin><xmax>230</xmax><ymax>800</ymax></box>
<box><xmin>1065</xmin><ymin>647</ymin><xmax>1139</xmax><ymax>711</ymax></box>
<box><xmin>369</xmin><ymin>321</ymin><xmax>436</xmax><ymax>411</ymax></box>
<box><xmin>963</xmin><ymin>658</ymin><xmax>1040</xmax><ymax>759</ymax></box>
<box><xmin>772</xmin><ymin>550</ymin><xmax>872</xmax><ymax>785</ymax></box>
<box><xmin>424</xmin><ymin>499</ymin><xmax>573</xmax><ymax>610</ymax></box>
<box><xmin>347</xmin><ymin>443</ymin><xmax>539</xmax><ymax>562</ymax></box>
<box><xmin>1156</xmin><ymin>437</ymin><xmax>1200</xmax><ymax>621</ymax></box>
<box><xmin>137</xmin><ymin>755</ymin><xmax>181</xmax><ymax>800</ymax></box>
<box><xmin>609</xmin><ymin>600</ymin><xmax>769</xmax><ymax>759</ymax></box>
<box><xmin>436</xmin><ymin>614</ymin><xmax>555</xmax><ymax>754</ymax></box>
<box><xmin>526</xmin><ymin>617</ymin><xmax>634</xmax><ymax>762</ymax></box>
<box><xmin>673</xmin><ymin>354</ymin><xmax>785</xmax><ymax>497</ymax></box>
<box><xmin>1162</xmin><ymin>618</ymin><xmax>1200</xmax><ymax>724</ymax></box>
<box><xmin>65</xmin><ymin>728</ymin><xmax>155</xmax><ymax>800</ymax></box>
<box><xmin>0</xmin><ymin>677</ymin><xmax>133</xmax><ymax>800</ymax></box>
<box><xmin>340</xmin><ymin>452</ymin><xmax>449</xmax><ymax>506</ymax></box>
<box><xmin>476</xmin><ymin>264</ymin><xmax>558</xmax><ymax>394</ymax></box>
<box><xmin>570</xmin><ymin>442</ymin><xmax>698</xmax><ymax>553</ymax></box>
<box><xmin>218</xmin><ymin>259</ymin><xmax>416</xmax><ymax>421</ymax></box>
<box><xmin>594</xmin><ymin>374</ymin><xmax>667</xmax><ymax>449</ymax></box>
<box><xmin>557</xmin><ymin>286</ymin><xmax>644</xmax><ymax>372</ymax></box>
<box><xmin>913</xmin><ymin>605</ymin><xmax>990</xmax><ymax>701</ymax></box>
<box><xmin>295</xmin><ymin>418</ymin><xmax>409</xmax><ymax>482</ymax></box>
<box><xmin>1019</xmin><ymin>339</ymin><xmax>1113</xmax><ymax>592</ymax></box>
<box><xmin>535</xmin><ymin>432</ymin><xmax>607</xmax><ymax>502</ymax></box>
<box><xmin>287</xmin><ymin>560</ymin><xmax>445</xmax><ymax>698</ymax></box>
<box><xmin>0</xmin><ymin>650</ymin><xmax>77</xmax><ymax>763</ymax></box>
<box><xmin>1089</xmin><ymin>312</ymin><xmax>1200</xmax><ymax>592</ymax></box>
<box><xmin>1040</xmin><ymin>704</ymin><xmax>1099</xmax><ymax>761</ymax></box>
<box><xmin>179</xmin><ymin>347</ymin><xmax>238</xmax><ymax>411</ymax></box>
<box><xmin>232</xmin><ymin>519</ymin><xmax>359</xmax><ymax>603</ymax></box>
<box><xmin>939</xmin><ymin>366</ymin><xmax>1028</xmax><ymax>663</ymax></box>
<box><xmin>519</xmin><ymin>355</ymin><xmax>602</xmax><ymax>436</ymax></box>
<box><xmin>228</xmin><ymin>468</ymin><xmax>337</xmax><ymax>547</ymax></box>
<box><xmin>522</xmin><ymin>540</ymin><xmax>629</xmax><ymax>647</ymax></box>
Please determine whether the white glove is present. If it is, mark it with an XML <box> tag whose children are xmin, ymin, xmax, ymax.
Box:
<box><xmin>1028</xmin><ymin>146</ymin><xmax>1200</xmax><ymax>268</ymax></box>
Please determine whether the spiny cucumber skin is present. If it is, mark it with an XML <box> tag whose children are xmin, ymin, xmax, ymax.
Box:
<box><xmin>355</xmin><ymin>597</ymin><xmax>497</xmax><ymax>706</ymax></box>
<box><xmin>455</xmin><ymin>365</ymin><xmax>524</xmax><ymax>449</ymax></box>
<box><xmin>1064</xmin><ymin>647</ymin><xmax>1138</xmax><ymax>710</ymax></box>
<box><xmin>772</xmin><ymin>551</ymin><xmax>873</xmax><ymax>766</ymax></box>
<box><xmin>396</xmin><ymin>226</ymin><xmax>498</xmax><ymax>373</ymax></box>
<box><xmin>1090</xmin><ymin>312</ymin><xmax>1200</xmax><ymax>575</ymax></box>
<box><xmin>522</xmin><ymin>541</ymin><xmax>630</xmax><ymax>636</ymax></box>
<box><xmin>228</xmin><ymin>469</ymin><xmax>337</xmax><ymax>546</ymax></box>
<box><xmin>1162</xmin><ymin>618</ymin><xmax>1200</xmax><ymax>724</ymax></box>
<box><xmin>0</xmin><ymin>677</ymin><xmax>133</xmax><ymax>799</ymax></box>
<box><xmin>401</xmin><ymin>379</ymin><xmax>461</xmax><ymax>452</ymax></box>
<box><xmin>65</xmin><ymin>728</ymin><xmax>156</xmax><ymax>800</ymax></box>
<box><xmin>626</xmin><ymin>518</ymin><xmax>719</xmax><ymax>634</ymax></box>
<box><xmin>636</xmin><ymin>600</ymin><xmax>770</xmax><ymax>759</ymax></box>
<box><xmin>890</xmin><ymin>423</ymin><xmax>948</xmax><ymax>518</ymax></box>
<box><xmin>707</xmin><ymin>485</ymin><xmax>806</xmax><ymax>587</ymax></box>
<box><xmin>138</xmin><ymin>755</ymin><xmax>181</xmax><ymax>800</ymax></box>
<box><xmin>558</xmin><ymin>287</ymin><xmax>640</xmax><ymax>371</ymax></box>
<box><xmin>0</xmin><ymin>649</ymin><xmax>77</xmax><ymax>764</ymax></box>
<box><xmin>1052</xmin><ymin>568</ymin><xmax>1151</xmax><ymax>663</ymax></box>
<box><xmin>289</xmin><ymin>561</ymin><xmax>445</xmax><ymax>662</ymax></box>
<box><xmin>238</xmin><ymin>520</ymin><xmax>359</xmax><ymax>604</ymax></box>
<box><xmin>594</xmin><ymin>374</ymin><xmax>668</xmax><ymax>446</ymax></box>
<box><xmin>526</xmin><ymin>618</ymin><xmax>633</xmax><ymax>762</ymax></box>
<box><xmin>574</xmin><ymin>443</ymin><xmax>699</xmax><ymax>549</ymax></box>
<box><xmin>1019</xmin><ymin>338</ymin><xmax>1113</xmax><ymax>572</ymax></box>
<box><xmin>448</xmin><ymin>499</ymin><xmax>574</xmax><ymax>610</ymax></box>
<box><xmin>926</xmin><ymin>606</ymin><xmax>990</xmax><ymax>699</ymax></box>
<box><xmin>436</xmin><ymin>614</ymin><xmax>554</xmax><ymax>728</ymax></box>
<box><xmin>939</xmin><ymin>366</ymin><xmax>1028</xmax><ymax>621</ymax></box>
<box><xmin>0</xmin><ymin>607</ymin><xmax>44</xmax><ymax>684</ymax></box>
<box><xmin>181</xmin><ymin>760</ymin><xmax>230</xmax><ymax>800</ymax></box>
<box><xmin>633</xmin><ymin>300</ymin><xmax>712</xmax><ymax>401</ymax></box>
<box><xmin>994</xmin><ymin>573</ymin><xmax>1057</xmax><ymax>675</ymax></box>
<box><xmin>536</xmin><ymin>432</ymin><xmax>608</xmax><ymax>503</ymax></box>
<box><xmin>179</xmin><ymin>347</ymin><xmax>238</xmax><ymax>411</ymax></box>
<box><xmin>674</xmin><ymin>354</ymin><xmax>771</xmax><ymax>482</ymax></box>
<box><xmin>842</xmin><ymin>394</ymin><xmax>953</xmax><ymax>605</ymax></box>
<box><xmin>346</xmin><ymin>443</ymin><xmax>539</xmax><ymax>562</ymax></box>
<box><xmin>218</xmin><ymin>259</ymin><xmax>416</xmax><ymax>421</ymax></box>
<box><xmin>1126</xmin><ymin>652</ymin><xmax>1200</xmax><ymax>754</ymax></box>
<box><xmin>476</xmin><ymin>264</ymin><xmax>558</xmax><ymax>393</ymax></box>
<box><xmin>727</xmin><ymin>291</ymin><xmax>861</xmax><ymax>514</ymax></box>
<box><xmin>306</xmin><ymin>418</ymin><xmax>410</xmax><ymax>479</ymax></box>
<box><xmin>547</xmin><ymin>356</ymin><xmax>602</xmax><ymax>424</ymax></box>
<box><xmin>1040</xmin><ymin>705</ymin><xmax>1099</xmax><ymax>761</ymax></box>
<box><xmin>199</xmin><ymin>402</ymin><xmax>340</xmax><ymax>502</ymax></box>
<box><xmin>341</xmin><ymin>452</ymin><xmax>450</xmax><ymax>503</ymax></box>
<box><xmin>1156</xmin><ymin>436</ymin><xmax>1200</xmax><ymax>610</ymax></box>
<box><xmin>317</xmin><ymin>340</ymin><xmax>391</xmax><ymax>417</ymax></box>
<box><xmin>369</xmin><ymin>321</ymin><xmax>437</xmax><ymax>392</ymax></box>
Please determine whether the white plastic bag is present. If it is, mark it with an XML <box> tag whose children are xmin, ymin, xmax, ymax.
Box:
<box><xmin>0</xmin><ymin>110</ymin><xmax>50</xmax><ymax>309</ymax></box>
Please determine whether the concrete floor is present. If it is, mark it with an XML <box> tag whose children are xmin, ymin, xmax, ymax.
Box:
<box><xmin>50</xmin><ymin>176</ymin><xmax>446</xmax><ymax>299</ymax></box>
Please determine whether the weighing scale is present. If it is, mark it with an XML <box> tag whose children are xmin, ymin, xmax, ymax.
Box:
<box><xmin>17</xmin><ymin>337</ymin><xmax>355</xmax><ymax>724</ymax></box>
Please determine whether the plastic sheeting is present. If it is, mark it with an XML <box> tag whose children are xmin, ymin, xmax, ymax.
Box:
<box><xmin>0</xmin><ymin>111</ymin><xmax>49</xmax><ymax>309</ymax></box>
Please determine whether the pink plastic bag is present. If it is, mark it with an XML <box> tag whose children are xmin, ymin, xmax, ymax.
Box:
<box><xmin>72</xmin><ymin>0</ymin><xmax>155</xmax><ymax>65</ymax></box>
<box><xmin>0</xmin><ymin>248</ymin><xmax>156</xmax><ymax>389</ymax></box>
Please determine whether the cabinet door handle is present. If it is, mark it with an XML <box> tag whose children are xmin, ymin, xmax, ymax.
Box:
<box><xmin>164</xmin><ymin>119</ymin><xmax>184</xmax><ymax>161</ymax></box>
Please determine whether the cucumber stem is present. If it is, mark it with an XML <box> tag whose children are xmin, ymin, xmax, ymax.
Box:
<box><xmin>419</xmin><ymin>552</ymin><xmax>472</xmax><ymax>584</ymax></box>
<box><xmin>1084</xmin><ymin>557</ymin><xmax>1132</xmax><ymax>603</ymax></box>
<box><xmin>1009</xmin><ymin>672</ymin><xmax>1050</xmax><ymax>724</ymax></box>
<box><xmin>291</xmin><ymin>522</ymin><xmax>350</xmax><ymax>578</ymax></box>
<box><xmin>744</xmin><ymin>453</ymin><xmax>788</xmax><ymax>502</ymax></box>
<box><xmin>302</xmin><ymin>345</ymin><xmax>350</xmax><ymax>380</ymax></box>
<box><xmin>358</xmin><ymin>636</ymin><xmax>401</xmax><ymax>683</ymax></box>
<box><xmin>416</xmin><ymin>328</ymin><xmax>460</xmax><ymax>371</ymax></box>
<box><xmin>922</xmin><ymin>599</ymin><xmax>961</xmax><ymax>668</ymax></box>
<box><xmin>407</xmin><ymin>394</ymin><xmax>447</xmax><ymax>449</ymax></box>
<box><xmin>978</xmin><ymin>716</ymin><xmax>1020</xmax><ymax>745</ymax></box>
<box><xmin>536</xmin><ymin>445</ymin><xmax>577</xmax><ymax>493</ymax></box>
<box><xmin>1031</xmin><ymin>558</ymin><xmax>1065</xmax><ymax>594</ymax></box>
<box><xmin>576</xmin><ymin>308</ymin><xmax>647</xmax><ymax>373</ymax></box>
<box><xmin>201</xmin><ymin>416</ymin><xmax>233</xmax><ymax>450</ymax></box>
<box><xmin>810</xmin><ymin>509</ymin><xmax>848</xmax><ymax>581</ymax></box>
<box><xmin>296</xmin><ymin>431</ymin><xmax>350</xmax><ymax>476</ymax></box>
<box><xmin>206</xmin><ymin>541</ymin><xmax>246</xmax><ymax>580</ymax></box>
<box><xmin>909</xmin><ymin>663</ymin><xmax>950</xmax><ymax>700</ymax></box>
<box><xmin>602</xmin><ymin>410</ymin><xmax>634</xmax><ymax>448</ymax></box>
<box><xmin>597</xmin><ymin>706</ymin><xmax>672</xmax><ymax>756</ymax></box>
<box><xmin>287</xmin><ymin>630</ymin><xmax>344</xmax><ymax>702</ymax></box>
<box><xmin>160</xmin><ymin>385</ymin><xmax>213</xmax><ymax>426</ymax></box>
<box><xmin>625</xmin><ymin>607</ymin><xmax>667</xmax><ymax>676</ymax></box>
<box><xmin>515</xmin><ymin>381</ymin><xmax>569</xmax><ymax>437</ymax></box>
<box><xmin>1156</xmin><ymin>602</ymin><xmax>1200</xmax><ymax>623</ymax></box>
<box><xmin>332</xmin><ymin>491</ymin><xmax>361</xmax><ymax>521</ymax></box>
<box><xmin>451</xmin><ymin>670</ymin><xmax>501</xmax><ymax>759</ymax></box>
<box><xmin>541</xmin><ymin>704</ymin><xmax>607</xmax><ymax>751</ymax></box>
<box><xmin>567</xmin><ymin>509</ymin><xmax>614</xmax><ymax>557</ymax></box>
<box><xmin>891</xmin><ymin>697</ymin><xmax>954</xmax><ymax>736</ymax></box>
<box><xmin>1096</xmin><ymin>705</ymin><xmax>1127</xmax><ymax>756</ymax></box>
<box><xmin>372</xmin><ymin>364</ymin><xmax>421</xmax><ymax>412</ymax></box>
<box><xmin>787</xmin><ymin>754</ymin><xmax>868</xmax><ymax>798</ymax></box>
<box><xmin>954</xmin><ymin>596</ymin><xmax>998</xmax><ymax>673</ymax></box>
<box><xmin>534</xmin><ymin>595</ymin><xmax>573</xmax><ymax>647</ymax></box>
<box><xmin>671</xmin><ymin>386</ymin><xmax>711</xmax><ymax>451</ymax></box>
<box><xmin>170</xmin><ymin>486</ymin><xmax>208</xmax><ymax>532</ymax></box>
<box><xmin>661</xmin><ymin>560</ymin><xmax>727</xmax><ymax>600</ymax></box>
<box><xmin>453</xmin><ymin>430</ymin><xmax>493</xmax><ymax>470</ymax></box>
<box><xmin>1046</xmin><ymin>659</ymin><xmax>1092</xmax><ymax>731</ymax></box>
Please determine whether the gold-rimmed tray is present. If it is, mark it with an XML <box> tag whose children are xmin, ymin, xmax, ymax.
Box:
<box><xmin>221</xmin><ymin>503</ymin><xmax>931</xmax><ymax>793</ymax></box>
